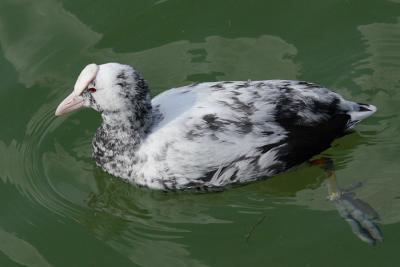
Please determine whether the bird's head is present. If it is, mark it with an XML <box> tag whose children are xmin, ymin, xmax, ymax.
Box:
<box><xmin>55</xmin><ymin>63</ymin><xmax>149</xmax><ymax>116</ymax></box>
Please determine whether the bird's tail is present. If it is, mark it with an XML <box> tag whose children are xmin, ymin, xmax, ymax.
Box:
<box><xmin>345</xmin><ymin>102</ymin><xmax>377</xmax><ymax>129</ymax></box>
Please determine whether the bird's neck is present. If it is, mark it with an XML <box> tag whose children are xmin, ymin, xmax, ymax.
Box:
<box><xmin>92</xmin><ymin>97</ymin><xmax>153</xmax><ymax>179</ymax></box>
<box><xmin>101</xmin><ymin>109</ymin><xmax>151</xmax><ymax>133</ymax></box>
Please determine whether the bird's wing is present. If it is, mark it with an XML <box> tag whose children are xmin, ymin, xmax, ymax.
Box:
<box><xmin>137</xmin><ymin>80</ymin><xmax>368</xmax><ymax>188</ymax></box>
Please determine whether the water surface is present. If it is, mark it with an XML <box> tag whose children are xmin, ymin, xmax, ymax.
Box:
<box><xmin>0</xmin><ymin>0</ymin><xmax>400</xmax><ymax>266</ymax></box>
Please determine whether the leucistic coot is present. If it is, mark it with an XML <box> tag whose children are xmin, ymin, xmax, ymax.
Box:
<box><xmin>55</xmin><ymin>63</ymin><xmax>377</xmax><ymax>191</ymax></box>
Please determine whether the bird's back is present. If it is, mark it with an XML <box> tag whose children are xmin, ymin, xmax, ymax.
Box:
<box><xmin>132</xmin><ymin>80</ymin><xmax>375</xmax><ymax>189</ymax></box>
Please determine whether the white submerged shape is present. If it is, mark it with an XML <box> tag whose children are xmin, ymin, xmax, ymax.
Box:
<box><xmin>55</xmin><ymin>62</ymin><xmax>377</xmax><ymax>190</ymax></box>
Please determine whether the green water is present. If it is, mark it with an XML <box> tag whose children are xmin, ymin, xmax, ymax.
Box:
<box><xmin>1</xmin><ymin>0</ymin><xmax>400</xmax><ymax>266</ymax></box>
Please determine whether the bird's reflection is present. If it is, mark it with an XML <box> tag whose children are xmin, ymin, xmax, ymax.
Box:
<box><xmin>82</xmin><ymin>168</ymin><xmax>228</xmax><ymax>267</ymax></box>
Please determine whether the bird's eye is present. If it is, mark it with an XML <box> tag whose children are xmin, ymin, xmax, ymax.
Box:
<box><xmin>88</xmin><ymin>87</ymin><xmax>97</xmax><ymax>93</ymax></box>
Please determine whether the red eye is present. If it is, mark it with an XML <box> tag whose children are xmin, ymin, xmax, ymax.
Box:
<box><xmin>88</xmin><ymin>87</ymin><xmax>96</xmax><ymax>93</ymax></box>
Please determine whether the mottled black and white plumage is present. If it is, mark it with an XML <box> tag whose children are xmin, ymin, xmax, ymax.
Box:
<box><xmin>55</xmin><ymin>63</ymin><xmax>377</xmax><ymax>190</ymax></box>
